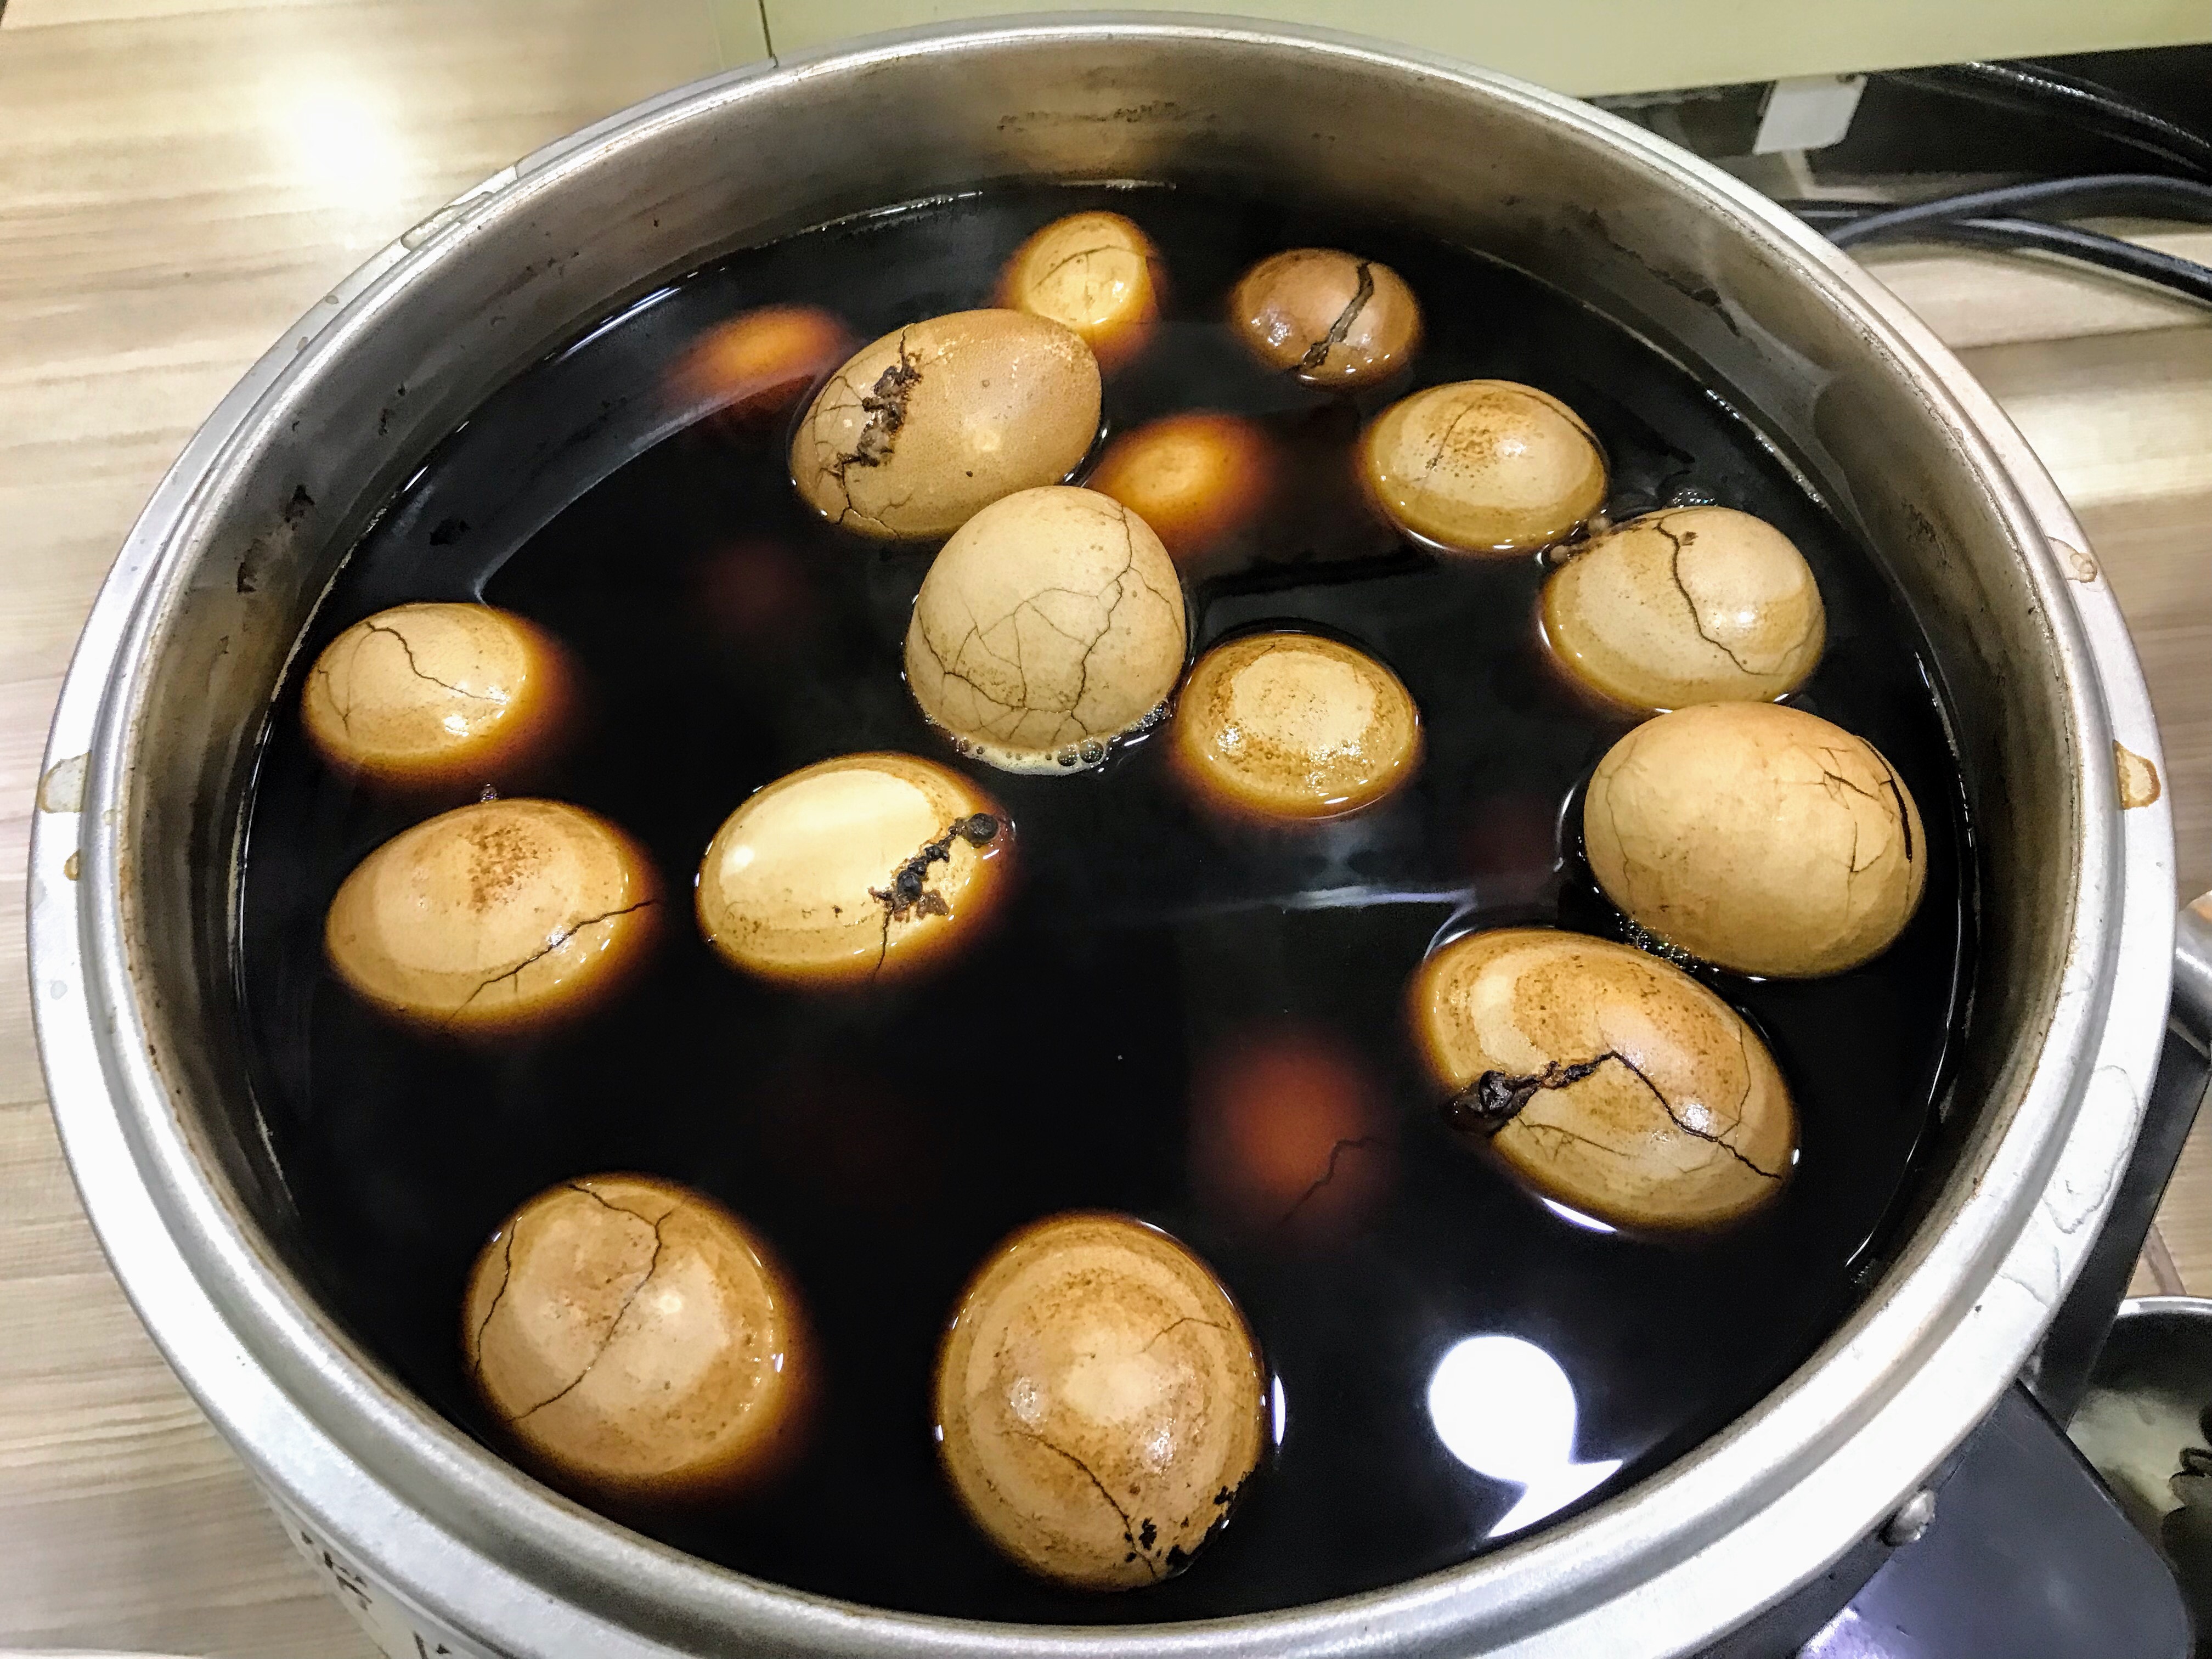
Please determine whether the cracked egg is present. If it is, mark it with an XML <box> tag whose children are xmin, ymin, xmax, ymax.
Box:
<box><xmin>1190</xmin><ymin>1026</ymin><xmax>1393</xmax><ymax>1241</ymax></box>
<box><xmin>1543</xmin><ymin>507</ymin><xmax>1826</xmax><ymax>712</ymax></box>
<box><xmin>301</xmin><ymin>602</ymin><xmax>574</xmax><ymax>787</ymax></box>
<box><xmin>462</xmin><ymin>1175</ymin><xmax>811</xmax><ymax>1506</ymax></box>
<box><xmin>789</xmin><ymin>309</ymin><xmax>1101</xmax><ymax>540</ymax></box>
<box><xmin>324</xmin><ymin>798</ymin><xmax>661</xmax><ymax>1035</ymax></box>
<box><xmin>675</xmin><ymin>302</ymin><xmax>849</xmax><ymax>421</ymax></box>
<box><xmin>1361</xmin><ymin>380</ymin><xmax>1607</xmax><ymax>555</ymax></box>
<box><xmin>1228</xmin><ymin>247</ymin><xmax>1420</xmax><ymax>388</ymax></box>
<box><xmin>997</xmin><ymin>210</ymin><xmax>1162</xmax><ymax>372</ymax></box>
<box><xmin>1583</xmin><ymin>702</ymin><xmax>1926</xmax><ymax>978</ymax></box>
<box><xmin>1084</xmin><ymin>411</ymin><xmax>1276</xmax><ymax>566</ymax></box>
<box><xmin>934</xmin><ymin>1212</ymin><xmax>1267</xmax><ymax>1590</ymax></box>
<box><xmin>1169</xmin><ymin>631</ymin><xmax>1420</xmax><ymax>820</ymax></box>
<box><xmin>1412</xmin><ymin>928</ymin><xmax>1795</xmax><ymax>1230</ymax></box>
<box><xmin>695</xmin><ymin>752</ymin><xmax>1011</xmax><ymax>988</ymax></box>
<box><xmin>905</xmin><ymin>486</ymin><xmax>1188</xmax><ymax>773</ymax></box>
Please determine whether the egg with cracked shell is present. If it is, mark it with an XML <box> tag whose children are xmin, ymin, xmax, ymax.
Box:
<box><xmin>1412</xmin><ymin>928</ymin><xmax>1796</xmax><ymax>1230</ymax></box>
<box><xmin>461</xmin><ymin>1174</ymin><xmax>811</xmax><ymax>1506</ymax></box>
<box><xmin>1228</xmin><ymin>247</ymin><xmax>1421</xmax><ymax>387</ymax></box>
<box><xmin>1582</xmin><ymin>702</ymin><xmax>1926</xmax><ymax>977</ymax></box>
<box><xmin>905</xmin><ymin>486</ymin><xmax>1188</xmax><ymax>773</ymax></box>
<box><xmin>301</xmin><ymin>602</ymin><xmax>575</xmax><ymax>787</ymax></box>
<box><xmin>695</xmin><ymin>752</ymin><xmax>1012</xmax><ymax>988</ymax></box>
<box><xmin>996</xmin><ymin>210</ymin><xmax>1162</xmax><ymax>371</ymax></box>
<box><xmin>324</xmin><ymin>798</ymin><xmax>661</xmax><ymax>1035</ymax></box>
<box><xmin>789</xmin><ymin>309</ymin><xmax>1102</xmax><ymax>540</ymax></box>
<box><xmin>934</xmin><ymin>1211</ymin><xmax>1268</xmax><ymax>1589</ymax></box>
<box><xmin>1543</xmin><ymin>506</ymin><xmax>1825</xmax><ymax>711</ymax></box>
<box><xmin>1361</xmin><ymin>379</ymin><xmax>1606</xmax><ymax>555</ymax></box>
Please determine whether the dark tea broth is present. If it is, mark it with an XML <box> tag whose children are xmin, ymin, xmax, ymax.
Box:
<box><xmin>235</xmin><ymin>182</ymin><xmax>1972</xmax><ymax>1622</ymax></box>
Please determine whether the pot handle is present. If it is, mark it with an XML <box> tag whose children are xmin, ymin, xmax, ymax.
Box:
<box><xmin>2027</xmin><ymin>893</ymin><xmax>2212</xmax><ymax>1417</ymax></box>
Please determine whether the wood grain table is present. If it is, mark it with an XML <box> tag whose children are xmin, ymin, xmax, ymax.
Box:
<box><xmin>2</xmin><ymin>4</ymin><xmax>2207</xmax><ymax>1653</ymax></box>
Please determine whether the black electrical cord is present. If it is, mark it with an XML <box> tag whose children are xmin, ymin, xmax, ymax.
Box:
<box><xmin>1887</xmin><ymin>60</ymin><xmax>2212</xmax><ymax>180</ymax></box>
<box><xmin>1778</xmin><ymin>191</ymin><xmax>2212</xmax><ymax>309</ymax></box>
<box><xmin>1819</xmin><ymin>174</ymin><xmax>2212</xmax><ymax>247</ymax></box>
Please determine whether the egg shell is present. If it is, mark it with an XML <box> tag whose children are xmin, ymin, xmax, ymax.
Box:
<box><xmin>996</xmin><ymin>211</ymin><xmax>1162</xmax><ymax>371</ymax></box>
<box><xmin>790</xmin><ymin>309</ymin><xmax>1101</xmax><ymax>540</ymax></box>
<box><xmin>934</xmin><ymin>1212</ymin><xmax>1267</xmax><ymax>1589</ymax></box>
<box><xmin>1169</xmin><ymin>631</ymin><xmax>1420</xmax><ymax>820</ymax></box>
<box><xmin>1582</xmin><ymin>702</ymin><xmax>1927</xmax><ymax>977</ymax></box>
<box><xmin>461</xmin><ymin>1175</ymin><xmax>811</xmax><ymax>1506</ymax></box>
<box><xmin>905</xmin><ymin>486</ymin><xmax>1188</xmax><ymax>773</ymax></box>
<box><xmin>1543</xmin><ymin>506</ymin><xmax>1825</xmax><ymax>710</ymax></box>
<box><xmin>1228</xmin><ymin>248</ymin><xmax>1421</xmax><ymax>387</ymax></box>
<box><xmin>695</xmin><ymin>752</ymin><xmax>1011</xmax><ymax>988</ymax></box>
<box><xmin>1412</xmin><ymin>927</ymin><xmax>1795</xmax><ymax>1229</ymax></box>
<box><xmin>324</xmin><ymin>798</ymin><xmax>661</xmax><ymax>1035</ymax></box>
<box><xmin>1084</xmin><ymin>411</ymin><xmax>1276</xmax><ymax>565</ymax></box>
<box><xmin>301</xmin><ymin>602</ymin><xmax>574</xmax><ymax>787</ymax></box>
<box><xmin>1361</xmin><ymin>380</ymin><xmax>1606</xmax><ymax>555</ymax></box>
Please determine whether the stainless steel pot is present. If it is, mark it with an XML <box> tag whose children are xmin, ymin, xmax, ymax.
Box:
<box><xmin>26</xmin><ymin>16</ymin><xmax>2197</xmax><ymax>1658</ymax></box>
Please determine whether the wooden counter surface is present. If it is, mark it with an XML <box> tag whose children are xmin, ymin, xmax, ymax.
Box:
<box><xmin>2</xmin><ymin>3</ymin><xmax>2207</xmax><ymax>1652</ymax></box>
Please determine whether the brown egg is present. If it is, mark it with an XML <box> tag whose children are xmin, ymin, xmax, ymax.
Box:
<box><xmin>1411</xmin><ymin>928</ymin><xmax>1795</xmax><ymax>1229</ymax></box>
<box><xmin>905</xmin><ymin>486</ymin><xmax>1188</xmax><ymax>773</ymax></box>
<box><xmin>325</xmin><ymin>799</ymin><xmax>660</xmax><ymax>1035</ymax></box>
<box><xmin>1170</xmin><ymin>631</ymin><xmax>1420</xmax><ymax>820</ymax></box>
<box><xmin>461</xmin><ymin>1175</ymin><xmax>811</xmax><ymax>1506</ymax></box>
<box><xmin>1228</xmin><ymin>248</ymin><xmax>1421</xmax><ymax>387</ymax></box>
<box><xmin>996</xmin><ymin>211</ymin><xmax>1161</xmax><ymax>371</ymax></box>
<box><xmin>934</xmin><ymin>1212</ymin><xmax>1267</xmax><ymax>1589</ymax></box>
<box><xmin>1582</xmin><ymin>702</ymin><xmax>1926</xmax><ymax>978</ymax></box>
<box><xmin>1543</xmin><ymin>507</ymin><xmax>1826</xmax><ymax>711</ymax></box>
<box><xmin>301</xmin><ymin>603</ymin><xmax>574</xmax><ymax>787</ymax></box>
<box><xmin>789</xmin><ymin>309</ymin><xmax>1101</xmax><ymax>540</ymax></box>
<box><xmin>696</xmin><ymin>753</ymin><xmax>1011</xmax><ymax>988</ymax></box>
<box><xmin>1190</xmin><ymin>1026</ymin><xmax>1393</xmax><ymax>1240</ymax></box>
<box><xmin>675</xmin><ymin>303</ymin><xmax>848</xmax><ymax>420</ymax></box>
<box><xmin>1361</xmin><ymin>380</ymin><xmax>1607</xmax><ymax>555</ymax></box>
<box><xmin>1084</xmin><ymin>411</ymin><xmax>1275</xmax><ymax>565</ymax></box>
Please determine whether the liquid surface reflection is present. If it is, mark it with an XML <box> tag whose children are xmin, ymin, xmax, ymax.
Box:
<box><xmin>1427</xmin><ymin>1334</ymin><xmax>1622</xmax><ymax>1538</ymax></box>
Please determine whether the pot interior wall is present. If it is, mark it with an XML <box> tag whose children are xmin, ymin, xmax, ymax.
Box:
<box><xmin>111</xmin><ymin>19</ymin><xmax>2072</xmax><ymax>1588</ymax></box>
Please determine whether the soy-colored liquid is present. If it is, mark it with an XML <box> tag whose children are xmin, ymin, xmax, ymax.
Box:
<box><xmin>235</xmin><ymin>183</ymin><xmax>1973</xmax><ymax>1622</ymax></box>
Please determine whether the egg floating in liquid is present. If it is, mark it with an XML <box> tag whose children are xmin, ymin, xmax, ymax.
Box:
<box><xmin>1361</xmin><ymin>379</ymin><xmax>1607</xmax><ymax>555</ymax></box>
<box><xmin>301</xmin><ymin>602</ymin><xmax>575</xmax><ymax>788</ymax></box>
<box><xmin>789</xmin><ymin>309</ymin><xmax>1101</xmax><ymax>540</ymax></box>
<box><xmin>1543</xmin><ymin>506</ymin><xmax>1826</xmax><ymax>711</ymax></box>
<box><xmin>1412</xmin><ymin>928</ymin><xmax>1797</xmax><ymax>1231</ymax></box>
<box><xmin>1085</xmin><ymin>411</ymin><xmax>1276</xmax><ymax>566</ymax></box>
<box><xmin>933</xmin><ymin>1212</ymin><xmax>1268</xmax><ymax>1589</ymax></box>
<box><xmin>1229</xmin><ymin>247</ymin><xmax>1421</xmax><ymax>387</ymax></box>
<box><xmin>462</xmin><ymin>1175</ymin><xmax>812</xmax><ymax>1506</ymax></box>
<box><xmin>997</xmin><ymin>210</ymin><xmax>1163</xmax><ymax>371</ymax></box>
<box><xmin>1582</xmin><ymin>701</ymin><xmax>1926</xmax><ymax>978</ymax></box>
<box><xmin>323</xmin><ymin>798</ymin><xmax>661</xmax><ymax>1035</ymax></box>
<box><xmin>905</xmin><ymin>486</ymin><xmax>1188</xmax><ymax>773</ymax></box>
<box><xmin>695</xmin><ymin>752</ymin><xmax>1011</xmax><ymax>989</ymax></box>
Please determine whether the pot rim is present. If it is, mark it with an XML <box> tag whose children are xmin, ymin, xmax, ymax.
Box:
<box><xmin>28</xmin><ymin>15</ymin><xmax>2176</xmax><ymax>1657</ymax></box>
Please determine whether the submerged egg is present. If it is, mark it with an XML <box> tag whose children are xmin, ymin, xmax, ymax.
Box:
<box><xmin>1228</xmin><ymin>247</ymin><xmax>1420</xmax><ymax>387</ymax></box>
<box><xmin>1543</xmin><ymin>506</ymin><xmax>1826</xmax><ymax>710</ymax></box>
<box><xmin>997</xmin><ymin>210</ymin><xmax>1162</xmax><ymax>371</ymax></box>
<box><xmin>1412</xmin><ymin>928</ymin><xmax>1795</xmax><ymax>1230</ymax></box>
<box><xmin>462</xmin><ymin>1175</ymin><xmax>811</xmax><ymax>1505</ymax></box>
<box><xmin>1169</xmin><ymin>631</ymin><xmax>1420</xmax><ymax>820</ymax></box>
<box><xmin>1084</xmin><ymin>411</ymin><xmax>1275</xmax><ymax>565</ymax></box>
<box><xmin>324</xmin><ymin>798</ymin><xmax>660</xmax><ymax>1034</ymax></box>
<box><xmin>905</xmin><ymin>486</ymin><xmax>1188</xmax><ymax>773</ymax></box>
<box><xmin>1190</xmin><ymin>1026</ymin><xmax>1393</xmax><ymax>1239</ymax></box>
<box><xmin>695</xmin><ymin>753</ymin><xmax>1011</xmax><ymax>988</ymax></box>
<box><xmin>1361</xmin><ymin>380</ymin><xmax>1606</xmax><ymax>555</ymax></box>
<box><xmin>1583</xmin><ymin>702</ymin><xmax>1926</xmax><ymax>978</ymax></box>
<box><xmin>934</xmin><ymin>1212</ymin><xmax>1267</xmax><ymax>1589</ymax></box>
<box><xmin>301</xmin><ymin>602</ymin><xmax>573</xmax><ymax>787</ymax></box>
<box><xmin>675</xmin><ymin>302</ymin><xmax>848</xmax><ymax>420</ymax></box>
<box><xmin>789</xmin><ymin>309</ymin><xmax>1101</xmax><ymax>540</ymax></box>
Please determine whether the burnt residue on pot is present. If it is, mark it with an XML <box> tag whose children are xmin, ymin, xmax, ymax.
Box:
<box><xmin>233</xmin><ymin>182</ymin><xmax>1973</xmax><ymax>1623</ymax></box>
